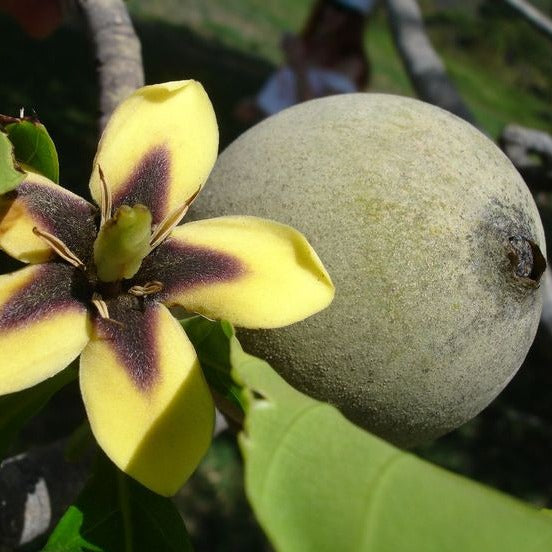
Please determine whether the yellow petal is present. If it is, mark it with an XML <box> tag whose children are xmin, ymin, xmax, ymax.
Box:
<box><xmin>80</xmin><ymin>301</ymin><xmax>215</xmax><ymax>496</ymax></box>
<box><xmin>136</xmin><ymin>216</ymin><xmax>335</xmax><ymax>328</ymax></box>
<box><xmin>0</xmin><ymin>171</ymin><xmax>97</xmax><ymax>264</ymax></box>
<box><xmin>0</xmin><ymin>264</ymin><xmax>90</xmax><ymax>394</ymax></box>
<box><xmin>89</xmin><ymin>80</ymin><xmax>219</xmax><ymax>224</ymax></box>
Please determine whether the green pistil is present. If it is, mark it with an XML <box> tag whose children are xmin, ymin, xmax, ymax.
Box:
<box><xmin>93</xmin><ymin>204</ymin><xmax>152</xmax><ymax>282</ymax></box>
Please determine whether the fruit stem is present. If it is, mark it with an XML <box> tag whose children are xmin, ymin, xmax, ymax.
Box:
<box><xmin>507</xmin><ymin>236</ymin><xmax>546</xmax><ymax>285</ymax></box>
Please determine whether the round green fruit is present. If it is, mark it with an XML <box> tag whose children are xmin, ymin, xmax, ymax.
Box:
<box><xmin>190</xmin><ymin>94</ymin><xmax>546</xmax><ymax>447</ymax></box>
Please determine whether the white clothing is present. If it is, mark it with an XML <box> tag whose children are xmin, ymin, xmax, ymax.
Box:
<box><xmin>256</xmin><ymin>66</ymin><xmax>357</xmax><ymax>116</ymax></box>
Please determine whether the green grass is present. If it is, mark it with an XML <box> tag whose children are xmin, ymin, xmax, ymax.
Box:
<box><xmin>129</xmin><ymin>0</ymin><xmax>412</xmax><ymax>91</ymax></box>
<box><xmin>129</xmin><ymin>0</ymin><xmax>551</xmax><ymax>138</ymax></box>
<box><xmin>447</xmin><ymin>56</ymin><xmax>551</xmax><ymax>137</ymax></box>
<box><xmin>365</xmin><ymin>12</ymin><xmax>414</xmax><ymax>96</ymax></box>
<box><xmin>422</xmin><ymin>3</ymin><xmax>552</xmax><ymax>136</ymax></box>
<box><xmin>128</xmin><ymin>0</ymin><xmax>310</xmax><ymax>63</ymax></box>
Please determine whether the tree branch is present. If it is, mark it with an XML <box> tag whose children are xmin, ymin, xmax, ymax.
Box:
<box><xmin>384</xmin><ymin>0</ymin><xmax>477</xmax><ymax>126</ymax></box>
<box><xmin>502</xmin><ymin>0</ymin><xmax>552</xmax><ymax>41</ymax></box>
<box><xmin>77</xmin><ymin>0</ymin><xmax>144</xmax><ymax>132</ymax></box>
<box><xmin>499</xmin><ymin>124</ymin><xmax>552</xmax><ymax>192</ymax></box>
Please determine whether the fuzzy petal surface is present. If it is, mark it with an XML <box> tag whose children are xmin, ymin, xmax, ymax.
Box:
<box><xmin>0</xmin><ymin>171</ymin><xmax>97</xmax><ymax>263</ymax></box>
<box><xmin>89</xmin><ymin>81</ymin><xmax>219</xmax><ymax>224</ymax></box>
<box><xmin>137</xmin><ymin>216</ymin><xmax>335</xmax><ymax>328</ymax></box>
<box><xmin>80</xmin><ymin>300</ymin><xmax>215</xmax><ymax>496</ymax></box>
<box><xmin>0</xmin><ymin>263</ymin><xmax>90</xmax><ymax>394</ymax></box>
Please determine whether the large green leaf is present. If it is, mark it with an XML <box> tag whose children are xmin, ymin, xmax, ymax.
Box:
<box><xmin>0</xmin><ymin>130</ymin><xmax>25</xmax><ymax>193</ymax></box>
<box><xmin>44</xmin><ymin>453</ymin><xmax>193</xmax><ymax>552</ymax></box>
<box><xmin>227</xmin><ymin>330</ymin><xmax>552</xmax><ymax>552</ymax></box>
<box><xmin>2</xmin><ymin>115</ymin><xmax>59</xmax><ymax>183</ymax></box>
<box><xmin>0</xmin><ymin>363</ymin><xmax>78</xmax><ymax>459</ymax></box>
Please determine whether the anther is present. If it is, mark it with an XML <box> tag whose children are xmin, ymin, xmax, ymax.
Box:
<box><xmin>98</xmin><ymin>165</ymin><xmax>112</xmax><ymax>228</ymax></box>
<box><xmin>128</xmin><ymin>281</ymin><xmax>164</xmax><ymax>297</ymax></box>
<box><xmin>92</xmin><ymin>292</ymin><xmax>110</xmax><ymax>318</ymax></box>
<box><xmin>149</xmin><ymin>188</ymin><xmax>201</xmax><ymax>251</ymax></box>
<box><xmin>32</xmin><ymin>227</ymin><xmax>84</xmax><ymax>269</ymax></box>
<box><xmin>91</xmin><ymin>293</ymin><xmax>125</xmax><ymax>327</ymax></box>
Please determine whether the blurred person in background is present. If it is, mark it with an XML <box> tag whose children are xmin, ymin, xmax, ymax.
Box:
<box><xmin>235</xmin><ymin>0</ymin><xmax>377</xmax><ymax>124</ymax></box>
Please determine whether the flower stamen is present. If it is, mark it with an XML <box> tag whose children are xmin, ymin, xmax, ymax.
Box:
<box><xmin>91</xmin><ymin>292</ymin><xmax>125</xmax><ymax>327</ymax></box>
<box><xmin>32</xmin><ymin>227</ymin><xmax>85</xmax><ymax>269</ymax></box>
<box><xmin>92</xmin><ymin>292</ymin><xmax>110</xmax><ymax>318</ymax></box>
<box><xmin>98</xmin><ymin>165</ymin><xmax>113</xmax><ymax>228</ymax></box>
<box><xmin>149</xmin><ymin>188</ymin><xmax>201</xmax><ymax>251</ymax></box>
<box><xmin>128</xmin><ymin>281</ymin><xmax>164</xmax><ymax>297</ymax></box>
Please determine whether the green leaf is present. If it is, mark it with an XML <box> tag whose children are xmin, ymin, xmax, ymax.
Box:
<box><xmin>4</xmin><ymin>117</ymin><xmax>59</xmax><ymax>182</ymax></box>
<box><xmin>0</xmin><ymin>130</ymin><xmax>25</xmax><ymax>193</ymax></box>
<box><xmin>181</xmin><ymin>315</ymin><xmax>246</xmax><ymax>414</ymax></box>
<box><xmin>0</xmin><ymin>363</ymin><xmax>78</xmax><ymax>459</ymax></box>
<box><xmin>44</xmin><ymin>453</ymin><xmax>193</xmax><ymax>552</ymax></box>
<box><xmin>231</xmin><ymin>336</ymin><xmax>552</xmax><ymax>552</ymax></box>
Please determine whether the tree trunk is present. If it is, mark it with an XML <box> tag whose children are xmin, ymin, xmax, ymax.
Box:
<box><xmin>77</xmin><ymin>0</ymin><xmax>144</xmax><ymax>133</ymax></box>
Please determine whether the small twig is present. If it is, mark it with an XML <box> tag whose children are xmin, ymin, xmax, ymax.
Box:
<box><xmin>500</xmin><ymin>124</ymin><xmax>552</xmax><ymax>168</ymax></box>
<box><xmin>502</xmin><ymin>0</ymin><xmax>552</xmax><ymax>42</ymax></box>
<box><xmin>499</xmin><ymin>124</ymin><xmax>552</xmax><ymax>191</ymax></box>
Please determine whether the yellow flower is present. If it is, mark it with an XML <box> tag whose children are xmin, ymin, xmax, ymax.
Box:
<box><xmin>0</xmin><ymin>81</ymin><xmax>334</xmax><ymax>495</ymax></box>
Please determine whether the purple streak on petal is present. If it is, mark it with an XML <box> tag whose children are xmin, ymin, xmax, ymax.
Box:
<box><xmin>112</xmin><ymin>145</ymin><xmax>171</xmax><ymax>224</ymax></box>
<box><xmin>94</xmin><ymin>296</ymin><xmax>158</xmax><ymax>391</ymax></box>
<box><xmin>8</xmin><ymin>181</ymin><xmax>98</xmax><ymax>262</ymax></box>
<box><xmin>134</xmin><ymin>238</ymin><xmax>246</xmax><ymax>301</ymax></box>
<box><xmin>0</xmin><ymin>263</ymin><xmax>89</xmax><ymax>330</ymax></box>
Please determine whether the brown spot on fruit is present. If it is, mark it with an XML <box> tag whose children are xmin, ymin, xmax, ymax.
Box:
<box><xmin>507</xmin><ymin>236</ymin><xmax>546</xmax><ymax>285</ymax></box>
